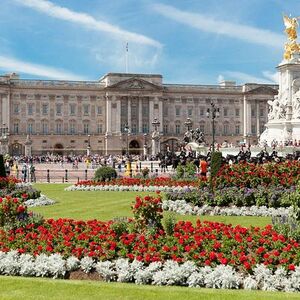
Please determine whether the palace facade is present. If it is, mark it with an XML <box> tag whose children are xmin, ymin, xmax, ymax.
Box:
<box><xmin>0</xmin><ymin>72</ymin><xmax>278</xmax><ymax>156</ymax></box>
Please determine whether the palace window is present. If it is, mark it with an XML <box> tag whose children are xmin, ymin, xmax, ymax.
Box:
<box><xmin>69</xmin><ymin>104</ymin><xmax>76</xmax><ymax>116</ymax></box>
<box><xmin>27</xmin><ymin>122</ymin><xmax>34</xmax><ymax>134</ymax></box>
<box><xmin>188</xmin><ymin>107</ymin><xmax>193</xmax><ymax>117</ymax></box>
<box><xmin>223</xmin><ymin>123</ymin><xmax>229</xmax><ymax>135</ymax></box>
<box><xmin>83</xmin><ymin>104</ymin><xmax>89</xmax><ymax>116</ymax></box>
<box><xmin>56</xmin><ymin>122</ymin><xmax>63</xmax><ymax>134</ymax></box>
<box><xmin>132</xmin><ymin>123</ymin><xmax>137</xmax><ymax>134</ymax></box>
<box><xmin>163</xmin><ymin>124</ymin><xmax>168</xmax><ymax>134</ymax></box>
<box><xmin>42</xmin><ymin>121</ymin><xmax>48</xmax><ymax>134</ymax></box>
<box><xmin>235</xmin><ymin>125</ymin><xmax>240</xmax><ymax>135</ymax></box>
<box><xmin>13</xmin><ymin>123</ymin><xmax>19</xmax><ymax>134</ymax></box>
<box><xmin>175</xmin><ymin>107</ymin><xmax>181</xmax><ymax>117</ymax></box>
<box><xmin>83</xmin><ymin>122</ymin><xmax>89</xmax><ymax>134</ymax></box>
<box><xmin>56</xmin><ymin>103</ymin><xmax>63</xmax><ymax>115</ymax></box>
<box><xmin>69</xmin><ymin>120</ymin><xmax>76</xmax><ymax>134</ymax></box>
<box><xmin>28</xmin><ymin>103</ymin><xmax>34</xmax><ymax>115</ymax></box>
<box><xmin>175</xmin><ymin>124</ymin><xmax>181</xmax><ymax>134</ymax></box>
<box><xmin>42</xmin><ymin>104</ymin><xmax>48</xmax><ymax>115</ymax></box>
<box><xmin>13</xmin><ymin>104</ymin><xmax>19</xmax><ymax>114</ymax></box>
<box><xmin>260</xmin><ymin>108</ymin><xmax>264</xmax><ymax>117</ymax></box>
<box><xmin>235</xmin><ymin>108</ymin><xmax>240</xmax><ymax>117</ymax></box>
<box><xmin>142</xmin><ymin>123</ymin><xmax>149</xmax><ymax>133</ymax></box>
<box><xmin>97</xmin><ymin>106</ymin><xmax>102</xmax><ymax>115</ymax></box>
<box><xmin>223</xmin><ymin>108</ymin><xmax>228</xmax><ymax>117</ymax></box>
<box><xmin>97</xmin><ymin>123</ymin><xmax>103</xmax><ymax>134</ymax></box>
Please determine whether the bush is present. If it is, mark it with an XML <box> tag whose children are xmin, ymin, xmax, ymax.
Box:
<box><xmin>163</xmin><ymin>212</ymin><xmax>176</xmax><ymax>236</ymax></box>
<box><xmin>131</xmin><ymin>194</ymin><xmax>163</xmax><ymax>232</ymax></box>
<box><xmin>9</xmin><ymin>186</ymin><xmax>41</xmax><ymax>201</ymax></box>
<box><xmin>94</xmin><ymin>166</ymin><xmax>117</xmax><ymax>182</ymax></box>
<box><xmin>210</xmin><ymin>152</ymin><xmax>222</xmax><ymax>178</ymax></box>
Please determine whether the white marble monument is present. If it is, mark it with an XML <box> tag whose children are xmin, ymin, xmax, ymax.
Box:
<box><xmin>260</xmin><ymin>15</ymin><xmax>300</xmax><ymax>145</ymax></box>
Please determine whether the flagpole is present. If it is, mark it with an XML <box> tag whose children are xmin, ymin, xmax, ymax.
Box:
<box><xmin>125</xmin><ymin>42</ymin><xmax>128</xmax><ymax>73</ymax></box>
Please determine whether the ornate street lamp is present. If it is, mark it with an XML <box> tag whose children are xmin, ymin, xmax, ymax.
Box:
<box><xmin>86</xmin><ymin>134</ymin><xmax>91</xmax><ymax>156</ymax></box>
<box><xmin>184</xmin><ymin>117</ymin><xmax>193</xmax><ymax>131</ymax></box>
<box><xmin>206</xmin><ymin>102</ymin><xmax>220</xmax><ymax>153</ymax></box>
<box><xmin>152</xmin><ymin>118</ymin><xmax>160</xmax><ymax>132</ymax></box>
<box><xmin>124</xmin><ymin>124</ymin><xmax>130</xmax><ymax>156</ymax></box>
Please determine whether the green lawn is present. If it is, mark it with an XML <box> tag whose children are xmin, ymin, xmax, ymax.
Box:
<box><xmin>31</xmin><ymin>184</ymin><xmax>272</xmax><ymax>227</ymax></box>
<box><xmin>1</xmin><ymin>276</ymin><xmax>299</xmax><ymax>300</ymax></box>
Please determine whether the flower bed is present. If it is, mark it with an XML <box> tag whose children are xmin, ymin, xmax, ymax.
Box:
<box><xmin>1</xmin><ymin>217</ymin><xmax>300</xmax><ymax>273</ymax></box>
<box><xmin>165</xmin><ymin>186</ymin><xmax>295</xmax><ymax>209</ymax></box>
<box><xmin>65</xmin><ymin>184</ymin><xmax>195</xmax><ymax>193</ymax></box>
<box><xmin>212</xmin><ymin>161</ymin><xmax>300</xmax><ymax>188</ymax></box>
<box><xmin>162</xmin><ymin>200</ymin><xmax>290</xmax><ymax>217</ymax></box>
<box><xmin>1</xmin><ymin>252</ymin><xmax>300</xmax><ymax>292</ymax></box>
<box><xmin>73</xmin><ymin>177</ymin><xmax>199</xmax><ymax>188</ymax></box>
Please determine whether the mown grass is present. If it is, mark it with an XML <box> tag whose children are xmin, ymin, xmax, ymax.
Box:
<box><xmin>31</xmin><ymin>184</ymin><xmax>271</xmax><ymax>228</ymax></box>
<box><xmin>1</xmin><ymin>276</ymin><xmax>299</xmax><ymax>300</ymax></box>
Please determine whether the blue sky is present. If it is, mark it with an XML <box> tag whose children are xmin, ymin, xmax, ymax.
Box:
<box><xmin>0</xmin><ymin>0</ymin><xmax>300</xmax><ymax>84</ymax></box>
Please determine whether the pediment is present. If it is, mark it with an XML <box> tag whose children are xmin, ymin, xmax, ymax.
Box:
<box><xmin>246</xmin><ymin>86</ymin><xmax>278</xmax><ymax>95</ymax></box>
<box><xmin>106</xmin><ymin>77</ymin><xmax>162</xmax><ymax>91</ymax></box>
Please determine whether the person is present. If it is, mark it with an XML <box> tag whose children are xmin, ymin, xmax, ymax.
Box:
<box><xmin>21</xmin><ymin>164</ymin><xmax>27</xmax><ymax>182</ymax></box>
<box><xmin>199</xmin><ymin>158</ymin><xmax>208</xmax><ymax>179</ymax></box>
<box><xmin>30</xmin><ymin>164</ymin><xmax>36</xmax><ymax>182</ymax></box>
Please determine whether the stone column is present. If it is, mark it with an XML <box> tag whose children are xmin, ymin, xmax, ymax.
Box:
<box><xmin>127</xmin><ymin>97</ymin><xmax>131</xmax><ymax>129</ymax></box>
<box><xmin>149</xmin><ymin>98</ymin><xmax>154</xmax><ymax>130</ymax></box>
<box><xmin>256</xmin><ymin>101</ymin><xmax>260</xmax><ymax>137</ymax></box>
<box><xmin>116</xmin><ymin>97</ymin><xmax>121</xmax><ymax>134</ymax></box>
<box><xmin>158</xmin><ymin>97</ymin><xmax>163</xmax><ymax>132</ymax></box>
<box><xmin>106</xmin><ymin>95</ymin><xmax>112</xmax><ymax>134</ymax></box>
<box><xmin>243</xmin><ymin>95</ymin><xmax>247</xmax><ymax>142</ymax></box>
<box><xmin>138</xmin><ymin>99</ymin><xmax>142</xmax><ymax>134</ymax></box>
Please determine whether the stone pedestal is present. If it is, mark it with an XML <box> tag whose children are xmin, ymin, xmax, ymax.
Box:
<box><xmin>0</xmin><ymin>135</ymin><xmax>9</xmax><ymax>155</ymax></box>
<box><xmin>24</xmin><ymin>135</ymin><xmax>32</xmax><ymax>156</ymax></box>
<box><xmin>151</xmin><ymin>138</ymin><xmax>160</xmax><ymax>156</ymax></box>
<box><xmin>260</xmin><ymin>52</ymin><xmax>300</xmax><ymax>146</ymax></box>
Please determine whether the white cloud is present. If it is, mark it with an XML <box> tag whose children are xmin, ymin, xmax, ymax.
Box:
<box><xmin>223</xmin><ymin>71</ymin><xmax>276</xmax><ymax>84</ymax></box>
<box><xmin>152</xmin><ymin>3</ymin><xmax>284</xmax><ymax>48</ymax></box>
<box><xmin>217</xmin><ymin>74</ymin><xmax>225</xmax><ymax>83</ymax></box>
<box><xmin>262</xmin><ymin>71</ymin><xmax>279</xmax><ymax>83</ymax></box>
<box><xmin>15</xmin><ymin>0</ymin><xmax>162</xmax><ymax>48</ymax></box>
<box><xmin>0</xmin><ymin>55</ymin><xmax>86</xmax><ymax>80</ymax></box>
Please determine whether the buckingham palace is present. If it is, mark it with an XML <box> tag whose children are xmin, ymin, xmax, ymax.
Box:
<box><xmin>0</xmin><ymin>72</ymin><xmax>278</xmax><ymax>156</ymax></box>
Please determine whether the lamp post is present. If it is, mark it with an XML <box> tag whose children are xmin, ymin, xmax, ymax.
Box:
<box><xmin>86</xmin><ymin>134</ymin><xmax>91</xmax><ymax>156</ymax></box>
<box><xmin>143</xmin><ymin>133</ymin><xmax>147</xmax><ymax>160</ymax></box>
<box><xmin>206</xmin><ymin>102</ymin><xmax>220</xmax><ymax>153</ymax></box>
<box><xmin>184</xmin><ymin>117</ymin><xmax>193</xmax><ymax>132</ymax></box>
<box><xmin>124</xmin><ymin>124</ymin><xmax>130</xmax><ymax>156</ymax></box>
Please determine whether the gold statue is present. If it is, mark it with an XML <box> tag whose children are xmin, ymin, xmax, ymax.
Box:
<box><xmin>283</xmin><ymin>15</ymin><xmax>300</xmax><ymax>60</ymax></box>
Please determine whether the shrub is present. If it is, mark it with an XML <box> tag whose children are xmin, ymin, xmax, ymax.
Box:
<box><xmin>9</xmin><ymin>186</ymin><xmax>41</xmax><ymax>201</ymax></box>
<box><xmin>210</xmin><ymin>152</ymin><xmax>222</xmax><ymax>178</ymax></box>
<box><xmin>0</xmin><ymin>196</ymin><xmax>28</xmax><ymax>228</ymax></box>
<box><xmin>131</xmin><ymin>194</ymin><xmax>163</xmax><ymax>232</ymax></box>
<box><xmin>163</xmin><ymin>212</ymin><xmax>176</xmax><ymax>236</ymax></box>
<box><xmin>94</xmin><ymin>166</ymin><xmax>117</xmax><ymax>182</ymax></box>
<box><xmin>175</xmin><ymin>164</ymin><xmax>184</xmax><ymax>179</ymax></box>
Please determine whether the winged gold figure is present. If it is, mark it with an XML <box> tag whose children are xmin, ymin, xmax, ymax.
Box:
<box><xmin>283</xmin><ymin>15</ymin><xmax>299</xmax><ymax>41</ymax></box>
